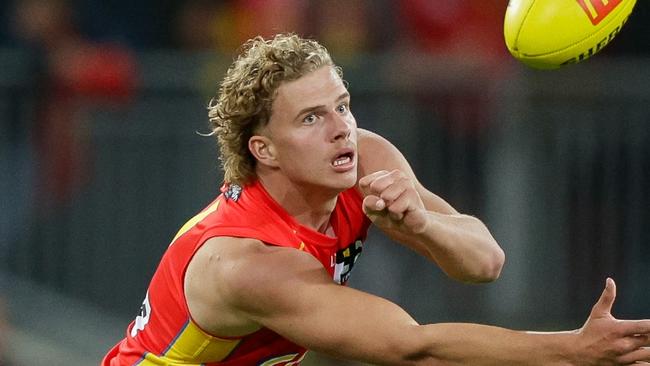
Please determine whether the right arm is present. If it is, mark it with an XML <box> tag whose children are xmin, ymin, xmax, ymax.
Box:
<box><xmin>186</xmin><ymin>237</ymin><xmax>650</xmax><ymax>365</ymax></box>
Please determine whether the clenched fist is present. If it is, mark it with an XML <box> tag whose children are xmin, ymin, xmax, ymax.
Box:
<box><xmin>358</xmin><ymin>170</ymin><xmax>428</xmax><ymax>235</ymax></box>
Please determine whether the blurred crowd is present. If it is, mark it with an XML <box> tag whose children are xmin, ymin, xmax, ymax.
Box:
<box><xmin>0</xmin><ymin>2</ymin><xmax>512</xmax><ymax>363</ymax></box>
<box><xmin>1</xmin><ymin>0</ymin><xmax>647</xmax><ymax>56</ymax></box>
<box><xmin>0</xmin><ymin>1</ymin><xmax>648</xmax><ymax>364</ymax></box>
<box><xmin>0</xmin><ymin>0</ymin><xmax>514</xmax><ymax>56</ymax></box>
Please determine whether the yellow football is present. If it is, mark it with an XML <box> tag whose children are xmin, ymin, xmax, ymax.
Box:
<box><xmin>504</xmin><ymin>0</ymin><xmax>637</xmax><ymax>69</ymax></box>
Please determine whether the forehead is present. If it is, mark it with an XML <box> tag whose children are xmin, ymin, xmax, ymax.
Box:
<box><xmin>272</xmin><ymin>66</ymin><xmax>347</xmax><ymax>114</ymax></box>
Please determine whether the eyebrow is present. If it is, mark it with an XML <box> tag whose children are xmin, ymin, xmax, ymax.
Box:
<box><xmin>293</xmin><ymin>92</ymin><xmax>350</xmax><ymax>121</ymax></box>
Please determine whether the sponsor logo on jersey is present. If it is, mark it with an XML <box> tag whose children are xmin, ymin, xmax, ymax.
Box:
<box><xmin>332</xmin><ymin>240</ymin><xmax>363</xmax><ymax>284</ymax></box>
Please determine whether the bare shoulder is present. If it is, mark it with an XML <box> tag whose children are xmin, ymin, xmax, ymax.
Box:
<box><xmin>185</xmin><ymin>236</ymin><xmax>329</xmax><ymax>337</ymax></box>
<box><xmin>187</xmin><ymin>234</ymin><xmax>428</xmax><ymax>364</ymax></box>
<box><xmin>357</xmin><ymin>128</ymin><xmax>415</xmax><ymax>180</ymax></box>
<box><xmin>357</xmin><ymin>128</ymin><xmax>394</xmax><ymax>155</ymax></box>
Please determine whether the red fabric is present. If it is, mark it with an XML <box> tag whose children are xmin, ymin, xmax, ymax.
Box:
<box><xmin>103</xmin><ymin>180</ymin><xmax>371</xmax><ymax>365</ymax></box>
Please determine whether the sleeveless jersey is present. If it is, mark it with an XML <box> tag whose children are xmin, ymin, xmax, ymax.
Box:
<box><xmin>102</xmin><ymin>180</ymin><xmax>371</xmax><ymax>365</ymax></box>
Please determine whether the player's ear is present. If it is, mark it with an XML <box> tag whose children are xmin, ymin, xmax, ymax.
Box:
<box><xmin>249</xmin><ymin>135</ymin><xmax>279</xmax><ymax>168</ymax></box>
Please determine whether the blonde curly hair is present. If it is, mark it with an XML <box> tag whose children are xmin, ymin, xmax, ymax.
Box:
<box><xmin>208</xmin><ymin>33</ymin><xmax>341</xmax><ymax>185</ymax></box>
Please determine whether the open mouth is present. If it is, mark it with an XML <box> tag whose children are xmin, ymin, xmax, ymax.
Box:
<box><xmin>332</xmin><ymin>151</ymin><xmax>355</xmax><ymax>167</ymax></box>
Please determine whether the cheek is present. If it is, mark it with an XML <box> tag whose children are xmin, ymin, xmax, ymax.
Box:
<box><xmin>275</xmin><ymin>136</ymin><xmax>320</xmax><ymax>166</ymax></box>
<box><xmin>279</xmin><ymin>136</ymin><xmax>313</xmax><ymax>156</ymax></box>
<box><xmin>283</xmin><ymin>141</ymin><xmax>330</xmax><ymax>173</ymax></box>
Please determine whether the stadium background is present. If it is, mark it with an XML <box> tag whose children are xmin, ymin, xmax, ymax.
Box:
<box><xmin>0</xmin><ymin>0</ymin><xmax>649</xmax><ymax>364</ymax></box>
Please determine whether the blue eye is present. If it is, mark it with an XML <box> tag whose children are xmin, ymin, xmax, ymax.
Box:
<box><xmin>337</xmin><ymin>103</ymin><xmax>348</xmax><ymax>114</ymax></box>
<box><xmin>303</xmin><ymin>114</ymin><xmax>317</xmax><ymax>124</ymax></box>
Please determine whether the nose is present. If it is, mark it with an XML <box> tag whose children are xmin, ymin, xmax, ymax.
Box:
<box><xmin>331</xmin><ymin>113</ymin><xmax>352</xmax><ymax>142</ymax></box>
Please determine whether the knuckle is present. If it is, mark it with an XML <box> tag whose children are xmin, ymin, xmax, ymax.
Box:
<box><xmin>369</xmin><ymin>180</ymin><xmax>383</xmax><ymax>193</ymax></box>
<box><xmin>385</xmin><ymin>171</ymin><xmax>396</xmax><ymax>181</ymax></box>
<box><xmin>614</xmin><ymin>339</ymin><xmax>634</xmax><ymax>354</ymax></box>
<box><xmin>380</xmin><ymin>192</ymin><xmax>394</xmax><ymax>202</ymax></box>
<box><xmin>389</xmin><ymin>201</ymin><xmax>407</xmax><ymax>214</ymax></box>
<box><xmin>391</xmin><ymin>169</ymin><xmax>404</xmax><ymax>178</ymax></box>
<box><xmin>359</xmin><ymin>178</ymin><xmax>373</xmax><ymax>190</ymax></box>
<box><xmin>613</xmin><ymin>321</ymin><xmax>627</xmax><ymax>337</ymax></box>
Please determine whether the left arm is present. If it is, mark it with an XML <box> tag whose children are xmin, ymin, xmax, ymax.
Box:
<box><xmin>356</xmin><ymin>128</ymin><xmax>504</xmax><ymax>283</ymax></box>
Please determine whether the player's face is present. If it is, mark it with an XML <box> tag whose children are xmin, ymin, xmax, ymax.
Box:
<box><xmin>264</xmin><ymin>66</ymin><xmax>358</xmax><ymax>192</ymax></box>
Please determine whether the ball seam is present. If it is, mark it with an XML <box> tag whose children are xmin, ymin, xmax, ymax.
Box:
<box><xmin>513</xmin><ymin>0</ymin><xmax>538</xmax><ymax>53</ymax></box>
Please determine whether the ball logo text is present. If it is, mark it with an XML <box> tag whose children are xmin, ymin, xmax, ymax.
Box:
<box><xmin>577</xmin><ymin>0</ymin><xmax>623</xmax><ymax>25</ymax></box>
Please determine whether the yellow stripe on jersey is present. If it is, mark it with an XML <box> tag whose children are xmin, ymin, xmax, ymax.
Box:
<box><xmin>171</xmin><ymin>200</ymin><xmax>220</xmax><ymax>245</ymax></box>
<box><xmin>137</xmin><ymin>320</ymin><xmax>242</xmax><ymax>365</ymax></box>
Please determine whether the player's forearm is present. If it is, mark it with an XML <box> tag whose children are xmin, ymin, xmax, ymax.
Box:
<box><xmin>401</xmin><ymin>212</ymin><xmax>504</xmax><ymax>283</ymax></box>
<box><xmin>417</xmin><ymin>323</ymin><xmax>576</xmax><ymax>366</ymax></box>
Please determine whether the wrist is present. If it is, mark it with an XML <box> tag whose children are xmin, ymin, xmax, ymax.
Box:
<box><xmin>520</xmin><ymin>330</ymin><xmax>580</xmax><ymax>366</ymax></box>
<box><xmin>544</xmin><ymin>329</ymin><xmax>581</xmax><ymax>366</ymax></box>
<box><xmin>410</xmin><ymin>210</ymin><xmax>431</xmax><ymax>236</ymax></box>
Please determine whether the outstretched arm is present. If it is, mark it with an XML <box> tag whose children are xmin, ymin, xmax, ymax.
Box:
<box><xmin>187</xmin><ymin>238</ymin><xmax>650</xmax><ymax>365</ymax></box>
<box><xmin>418</xmin><ymin>278</ymin><xmax>650</xmax><ymax>365</ymax></box>
<box><xmin>357</xmin><ymin>129</ymin><xmax>504</xmax><ymax>283</ymax></box>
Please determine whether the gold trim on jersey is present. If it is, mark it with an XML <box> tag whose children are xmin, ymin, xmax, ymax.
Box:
<box><xmin>137</xmin><ymin>320</ymin><xmax>241</xmax><ymax>365</ymax></box>
<box><xmin>171</xmin><ymin>200</ymin><xmax>221</xmax><ymax>245</ymax></box>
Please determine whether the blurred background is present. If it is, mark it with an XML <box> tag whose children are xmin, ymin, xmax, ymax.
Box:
<box><xmin>0</xmin><ymin>0</ymin><xmax>649</xmax><ymax>364</ymax></box>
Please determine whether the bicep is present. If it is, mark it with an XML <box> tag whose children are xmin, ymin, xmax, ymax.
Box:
<box><xmin>357</xmin><ymin>128</ymin><xmax>458</xmax><ymax>215</ymax></box>
<box><xmin>223</xmin><ymin>244</ymin><xmax>427</xmax><ymax>364</ymax></box>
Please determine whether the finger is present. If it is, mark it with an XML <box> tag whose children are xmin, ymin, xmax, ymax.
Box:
<box><xmin>629</xmin><ymin>334</ymin><xmax>650</xmax><ymax>348</ymax></box>
<box><xmin>619</xmin><ymin>321</ymin><xmax>650</xmax><ymax>337</ymax></box>
<box><xmin>358</xmin><ymin>170</ymin><xmax>390</xmax><ymax>196</ymax></box>
<box><xmin>362</xmin><ymin>195</ymin><xmax>386</xmax><ymax>214</ymax></box>
<box><xmin>591</xmin><ymin>277</ymin><xmax>616</xmax><ymax>317</ymax></box>
<box><xmin>368</xmin><ymin>172</ymin><xmax>399</xmax><ymax>197</ymax></box>
<box><xmin>617</xmin><ymin>347</ymin><xmax>650</xmax><ymax>364</ymax></box>
<box><xmin>385</xmin><ymin>193</ymin><xmax>411</xmax><ymax>220</ymax></box>
<box><xmin>379</xmin><ymin>181</ymin><xmax>407</xmax><ymax>205</ymax></box>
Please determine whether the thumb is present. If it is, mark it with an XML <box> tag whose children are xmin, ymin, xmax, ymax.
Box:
<box><xmin>362</xmin><ymin>195</ymin><xmax>385</xmax><ymax>215</ymax></box>
<box><xmin>591</xmin><ymin>277</ymin><xmax>617</xmax><ymax>317</ymax></box>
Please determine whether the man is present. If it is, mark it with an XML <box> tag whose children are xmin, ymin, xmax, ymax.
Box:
<box><xmin>103</xmin><ymin>33</ymin><xmax>650</xmax><ymax>365</ymax></box>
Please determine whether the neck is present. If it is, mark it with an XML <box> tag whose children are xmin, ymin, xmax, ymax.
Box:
<box><xmin>257</xmin><ymin>173</ymin><xmax>340</xmax><ymax>233</ymax></box>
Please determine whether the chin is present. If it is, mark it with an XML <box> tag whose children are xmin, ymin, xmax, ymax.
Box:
<box><xmin>333</xmin><ymin>173</ymin><xmax>358</xmax><ymax>191</ymax></box>
<box><xmin>300</xmin><ymin>170</ymin><xmax>357</xmax><ymax>193</ymax></box>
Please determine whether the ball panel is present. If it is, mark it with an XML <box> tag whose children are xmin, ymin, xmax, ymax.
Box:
<box><xmin>516</xmin><ymin>1</ymin><xmax>597</xmax><ymax>56</ymax></box>
<box><xmin>523</xmin><ymin>0</ymin><xmax>635</xmax><ymax>69</ymax></box>
<box><xmin>504</xmin><ymin>0</ymin><xmax>637</xmax><ymax>69</ymax></box>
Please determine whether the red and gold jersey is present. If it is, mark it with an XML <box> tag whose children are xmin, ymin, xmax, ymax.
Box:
<box><xmin>102</xmin><ymin>180</ymin><xmax>371</xmax><ymax>365</ymax></box>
